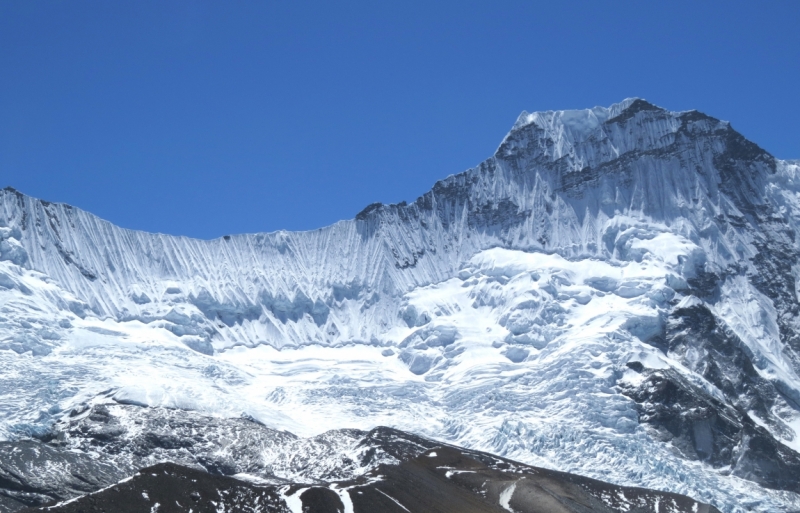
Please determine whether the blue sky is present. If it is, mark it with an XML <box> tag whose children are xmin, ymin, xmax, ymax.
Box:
<box><xmin>1</xmin><ymin>1</ymin><xmax>798</xmax><ymax>239</ymax></box>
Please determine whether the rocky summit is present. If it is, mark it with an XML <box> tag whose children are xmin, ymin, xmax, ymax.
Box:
<box><xmin>0</xmin><ymin>99</ymin><xmax>799</xmax><ymax>512</ymax></box>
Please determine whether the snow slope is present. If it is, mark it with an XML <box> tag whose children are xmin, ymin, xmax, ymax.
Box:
<box><xmin>1</xmin><ymin>99</ymin><xmax>799</xmax><ymax>512</ymax></box>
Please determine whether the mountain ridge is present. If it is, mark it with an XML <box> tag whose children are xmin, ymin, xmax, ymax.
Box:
<box><xmin>10</xmin><ymin>420</ymin><xmax>722</xmax><ymax>513</ymax></box>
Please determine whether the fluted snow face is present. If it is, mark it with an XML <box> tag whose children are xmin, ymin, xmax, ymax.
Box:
<box><xmin>1</xmin><ymin>99</ymin><xmax>799</xmax><ymax>512</ymax></box>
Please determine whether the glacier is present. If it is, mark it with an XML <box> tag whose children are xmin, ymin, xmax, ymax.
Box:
<box><xmin>1</xmin><ymin>98</ymin><xmax>800</xmax><ymax>512</ymax></box>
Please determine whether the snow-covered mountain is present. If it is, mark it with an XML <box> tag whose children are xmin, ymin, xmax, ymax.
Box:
<box><xmin>1</xmin><ymin>98</ymin><xmax>799</xmax><ymax>512</ymax></box>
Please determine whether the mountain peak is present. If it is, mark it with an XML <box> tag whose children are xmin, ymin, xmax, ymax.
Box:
<box><xmin>511</xmin><ymin>97</ymin><xmax>651</xmax><ymax>131</ymax></box>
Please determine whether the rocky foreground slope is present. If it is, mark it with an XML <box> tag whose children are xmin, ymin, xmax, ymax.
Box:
<box><xmin>0</xmin><ymin>99</ymin><xmax>799</xmax><ymax>511</ymax></box>
<box><xmin>5</xmin><ymin>411</ymin><xmax>717</xmax><ymax>513</ymax></box>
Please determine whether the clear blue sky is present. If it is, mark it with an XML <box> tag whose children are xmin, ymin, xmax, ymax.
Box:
<box><xmin>1</xmin><ymin>1</ymin><xmax>798</xmax><ymax>239</ymax></box>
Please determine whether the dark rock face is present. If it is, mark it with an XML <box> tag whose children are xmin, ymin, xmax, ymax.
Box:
<box><xmin>620</xmin><ymin>304</ymin><xmax>800</xmax><ymax>493</ymax></box>
<box><xmin>19</xmin><ymin>463</ymin><xmax>287</xmax><ymax>513</ymax></box>
<box><xmin>0</xmin><ymin>440</ymin><xmax>126</xmax><ymax>511</ymax></box>
<box><xmin>751</xmin><ymin>233</ymin><xmax>800</xmax><ymax>370</ymax></box>
<box><xmin>18</xmin><ymin>434</ymin><xmax>720</xmax><ymax>513</ymax></box>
